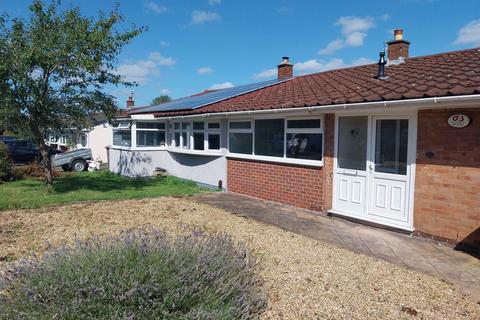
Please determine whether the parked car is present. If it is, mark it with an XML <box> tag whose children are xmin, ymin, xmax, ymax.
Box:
<box><xmin>1</xmin><ymin>138</ymin><xmax>63</xmax><ymax>164</ymax></box>
<box><xmin>52</xmin><ymin>148</ymin><xmax>92</xmax><ymax>172</ymax></box>
<box><xmin>0</xmin><ymin>135</ymin><xmax>16</xmax><ymax>142</ymax></box>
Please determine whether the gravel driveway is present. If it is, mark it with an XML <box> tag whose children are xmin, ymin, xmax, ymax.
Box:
<box><xmin>1</xmin><ymin>197</ymin><xmax>479</xmax><ymax>319</ymax></box>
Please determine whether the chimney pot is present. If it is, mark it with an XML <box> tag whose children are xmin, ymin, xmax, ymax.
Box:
<box><xmin>277</xmin><ymin>56</ymin><xmax>293</xmax><ymax>80</ymax></box>
<box><xmin>387</xmin><ymin>28</ymin><xmax>410</xmax><ymax>61</ymax></box>
<box><xmin>394</xmin><ymin>29</ymin><xmax>404</xmax><ymax>41</ymax></box>
<box><xmin>126</xmin><ymin>92</ymin><xmax>135</xmax><ymax>108</ymax></box>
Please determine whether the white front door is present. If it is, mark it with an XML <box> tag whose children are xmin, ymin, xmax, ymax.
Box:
<box><xmin>333</xmin><ymin>116</ymin><xmax>369</xmax><ymax>216</ymax></box>
<box><xmin>333</xmin><ymin>115</ymin><xmax>415</xmax><ymax>231</ymax></box>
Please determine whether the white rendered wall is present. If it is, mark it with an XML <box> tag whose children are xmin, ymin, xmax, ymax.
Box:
<box><xmin>86</xmin><ymin>123</ymin><xmax>112</xmax><ymax>163</ymax></box>
<box><xmin>108</xmin><ymin>148</ymin><xmax>227</xmax><ymax>188</ymax></box>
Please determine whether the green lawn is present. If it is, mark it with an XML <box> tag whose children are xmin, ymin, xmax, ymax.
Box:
<box><xmin>0</xmin><ymin>171</ymin><xmax>206</xmax><ymax>210</ymax></box>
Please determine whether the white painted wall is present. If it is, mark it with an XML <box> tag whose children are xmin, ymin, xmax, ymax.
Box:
<box><xmin>85</xmin><ymin>123</ymin><xmax>112</xmax><ymax>163</ymax></box>
<box><xmin>108</xmin><ymin>148</ymin><xmax>227</xmax><ymax>188</ymax></box>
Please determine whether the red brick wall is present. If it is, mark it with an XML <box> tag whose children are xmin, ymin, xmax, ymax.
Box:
<box><xmin>414</xmin><ymin>108</ymin><xmax>480</xmax><ymax>248</ymax></box>
<box><xmin>227</xmin><ymin>114</ymin><xmax>335</xmax><ymax>212</ymax></box>
<box><xmin>227</xmin><ymin>159</ymin><xmax>324</xmax><ymax>211</ymax></box>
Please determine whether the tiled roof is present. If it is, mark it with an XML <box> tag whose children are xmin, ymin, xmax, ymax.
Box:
<box><xmin>141</xmin><ymin>47</ymin><xmax>480</xmax><ymax>118</ymax></box>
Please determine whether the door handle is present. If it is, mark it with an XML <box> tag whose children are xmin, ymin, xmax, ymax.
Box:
<box><xmin>342</xmin><ymin>169</ymin><xmax>358</xmax><ymax>176</ymax></box>
<box><xmin>369</xmin><ymin>164</ymin><xmax>374</xmax><ymax>171</ymax></box>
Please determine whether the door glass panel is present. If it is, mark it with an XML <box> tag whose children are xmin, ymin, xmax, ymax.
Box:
<box><xmin>375</xmin><ymin>119</ymin><xmax>408</xmax><ymax>175</ymax></box>
<box><xmin>337</xmin><ymin>116</ymin><xmax>368</xmax><ymax>170</ymax></box>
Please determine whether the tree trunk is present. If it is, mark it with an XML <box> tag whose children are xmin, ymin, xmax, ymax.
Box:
<box><xmin>29</xmin><ymin>121</ymin><xmax>54</xmax><ymax>187</ymax></box>
<box><xmin>38</xmin><ymin>141</ymin><xmax>54</xmax><ymax>187</ymax></box>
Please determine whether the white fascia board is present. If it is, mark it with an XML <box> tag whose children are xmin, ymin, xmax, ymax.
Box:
<box><xmin>131</xmin><ymin>114</ymin><xmax>155</xmax><ymax>120</ymax></box>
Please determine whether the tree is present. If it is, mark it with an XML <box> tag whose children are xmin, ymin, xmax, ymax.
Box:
<box><xmin>0</xmin><ymin>141</ymin><xmax>13</xmax><ymax>181</ymax></box>
<box><xmin>0</xmin><ymin>0</ymin><xmax>144</xmax><ymax>186</ymax></box>
<box><xmin>151</xmin><ymin>95</ymin><xmax>172</xmax><ymax>105</ymax></box>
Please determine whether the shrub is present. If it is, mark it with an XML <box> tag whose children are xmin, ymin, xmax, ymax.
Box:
<box><xmin>0</xmin><ymin>228</ymin><xmax>267</xmax><ymax>319</ymax></box>
<box><xmin>0</xmin><ymin>141</ymin><xmax>13</xmax><ymax>181</ymax></box>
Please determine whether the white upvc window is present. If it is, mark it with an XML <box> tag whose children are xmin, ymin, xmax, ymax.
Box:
<box><xmin>169</xmin><ymin>120</ymin><xmax>222</xmax><ymax>152</ymax></box>
<box><xmin>285</xmin><ymin>119</ymin><xmax>323</xmax><ymax>161</ymax></box>
<box><xmin>228</xmin><ymin>120</ymin><xmax>253</xmax><ymax>154</ymax></box>
<box><xmin>227</xmin><ymin>117</ymin><xmax>323</xmax><ymax>165</ymax></box>
<box><xmin>206</xmin><ymin>122</ymin><xmax>221</xmax><ymax>150</ymax></box>
<box><xmin>192</xmin><ymin>121</ymin><xmax>205</xmax><ymax>150</ymax></box>
<box><xmin>136</xmin><ymin>121</ymin><xmax>166</xmax><ymax>147</ymax></box>
<box><xmin>172</xmin><ymin>122</ymin><xmax>181</xmax><ymax>148</ymax></box>
<box><xmin>170</xmin><ymin>121</ymin><xmax>192</xmax><ymax>149</ymax></box>
<box><xmin>181</xmin><ymin>122</ymin><xmax>191</xmax><ymax>149</ymax></box>
<box><xmin>112</xmin><ymin>121</ymin><xmax>132</xmax><ymax>147</ymax></box>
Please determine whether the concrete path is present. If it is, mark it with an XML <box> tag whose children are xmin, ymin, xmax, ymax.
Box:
<box><xmin>194</xmin><ymin>192</ymin><xmax>480</xmax><ymax>302</ymax></box>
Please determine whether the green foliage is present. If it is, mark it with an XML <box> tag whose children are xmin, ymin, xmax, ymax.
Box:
<box><xmin>0</xmin><ymin>141</ymin><xmax>13</xmax><ymax>181</ymax></box>
<box><xmin>0</xmin><ymin>229</ymin><xmax>266</xmax><ymax>319</ymax></box>
<box><xmin>0</xmin><ymin>0</ymin><xmax>145</xmax><ymax>184</ymax></box>
<box><xmin>0</xmin><ymin>171</ymin><xmax>205</xmax><ymax>210</ymax></box>
<box><xmin>151</xmin><ymin>95</ymin><xmax>172</xmax><ymax>105</ymax></box>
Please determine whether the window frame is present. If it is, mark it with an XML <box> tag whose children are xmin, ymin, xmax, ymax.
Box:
<box><xmin>180</xmin><ymin>122</ymin><xmax>191</xmax><ymax>149</ymax></box>
<box><xmin>285</xmin><ymin>118</ymin><xmax>323</xmax><ymax>161</ymax></box>
<box><xmin>168</xmin><ymin>120</ymin><xmax>222</xmax><ymax>154</ymax></box>
<box><xmin>172</xmin><ymin>121</ymin><xmax>181</xmax><ymax>148</ymax></box>
<box><xmin>135</xmin><ymin>121</ymin><xmax>166</xmax><ymax>148</ymax></box>
<box><xmin>112</xmin><ymin>120</ymin><xmax>132</xmax><ymax>148</ymax></box>
<box><xmin>192</xmin><ymin>121</ymin><xmax>206</xmax><ymax>150</ymax></box>
<box><xmin>227</xmin><ymin>116</ymin><xmax>324</xmax><ymax>167</ymax></box>
<box><xmin>206</xmin><ymin>121</ymin><xmax>221</xmax><ymax>151</ymax></box>
<box><xmin>227</xmin><ymin>120</ymin><xmax>254</xmax><ymax>155</ymax></box>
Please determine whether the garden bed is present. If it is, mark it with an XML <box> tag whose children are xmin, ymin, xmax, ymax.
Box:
<box><xmin>1</xmin><ymin>198</ymin><xmax>479</xmax><ymax>319</ymax></box>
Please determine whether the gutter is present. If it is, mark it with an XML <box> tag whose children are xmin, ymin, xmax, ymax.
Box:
<box><xmin>158</xmin><ymin>94</ymin><xmax>480</xmax><ymax>121</ymax></box>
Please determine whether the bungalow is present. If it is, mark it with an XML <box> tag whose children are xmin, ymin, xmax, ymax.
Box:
<box><xmin>108</xmin><ymin>30</ymin><xmax>480</xmax><ymax>250</ymax></box>
<box><xmin>46</xmin><ymin>112</ymin><xmax>113</xmax><ymax>163</ymax></box>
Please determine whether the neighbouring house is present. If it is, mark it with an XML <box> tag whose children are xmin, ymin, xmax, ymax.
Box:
<box><xmin>46</xmin><ymin>97</ymin><xmax>140</xmax><ymax>163</ymax></box>
<box><xmin>108</xmin><ymin>29</ymin><xmax>480</xmax><ymax>251</ymax></box>
<box><xmin>46</xmin><ymin>114</ymin><xmax>112</xmax><ymax>163</ymax></box>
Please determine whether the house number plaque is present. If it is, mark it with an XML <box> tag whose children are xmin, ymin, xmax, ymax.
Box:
<box><xmin>448</xmin><ymin>114</ymin><xmax>470</xmax><ymax>128</ymax></box>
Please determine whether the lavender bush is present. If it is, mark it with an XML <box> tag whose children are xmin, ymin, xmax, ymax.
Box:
<box><xmin>0</xmin><ymin>228</ymin><xmax>266</xmax><ymax>319</ymax></box>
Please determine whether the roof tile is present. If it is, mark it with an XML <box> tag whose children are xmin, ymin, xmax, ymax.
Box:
<box><xmin>136</xmin><ymin>47</ymin><xmax>480</xmax><ymax>118</ymax></box>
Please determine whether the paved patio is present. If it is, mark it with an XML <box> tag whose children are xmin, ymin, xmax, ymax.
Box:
<box><xmin>194</xmin><ymin>192</ymin><xmax>480</xmax><ymax>302</ymax></box>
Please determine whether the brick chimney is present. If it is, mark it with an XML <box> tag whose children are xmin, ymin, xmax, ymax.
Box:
<box><xmin>126</xmin><ymin>93</ymin><xmax>135</xmax><ymax>108</ymax></box>
<box><xmin>387</xmin><ymin>29</ymin><xmax>410</xmax><ymax>61</ymax></box>
<box><xmin>277</xmin><ymin>56</ymin><xmax>293</xmax><ymax>80</ymax></box>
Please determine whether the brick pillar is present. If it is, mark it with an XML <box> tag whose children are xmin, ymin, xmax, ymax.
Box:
<box><xmin>323</xmin><ymin>113</ymin><xmax>335</xmax><ymax>212</ymax></box>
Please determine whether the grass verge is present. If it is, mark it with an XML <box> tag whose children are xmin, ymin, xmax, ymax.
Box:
<box><xmin>0</xmin><ymin>171</ymin><xmax>204</xmax><ymax>210</ymax></box>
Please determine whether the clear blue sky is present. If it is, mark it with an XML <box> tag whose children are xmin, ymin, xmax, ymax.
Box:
<box><xmin>1</xmin><ymin>0</ymin><xmax>480</xmax><ymax>107</ymax></box>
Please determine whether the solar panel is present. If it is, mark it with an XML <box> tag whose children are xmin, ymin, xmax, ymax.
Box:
<box><xmin>133</xmin><ymin>78</ymin><xmax>287</xmax><ymax>113</ymax></box>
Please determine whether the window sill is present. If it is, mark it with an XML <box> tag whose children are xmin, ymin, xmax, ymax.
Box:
<box><xmin>226</xmin><ymin>153</ymin><xmax>323</xmax><ymax>167</ymax></box>
<box><xmin>134</xmin><ymin>146</ymin><xmax>168</xmax><ymax>151</ymax></box>
<box><xmin>108</xmin><ymin>146</ymin><xmax>167</xmax><ymax>151</ymax></box>
<box><xmin>109</xmin><ymin>145</ymin><xmax>133</xmax><ymax>151</ymax></box>
<box><xmin>167</xmin><ymin>148</ymin><xmax>224</xmax><ymax>157</ymax></box>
